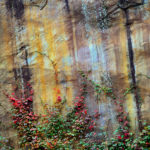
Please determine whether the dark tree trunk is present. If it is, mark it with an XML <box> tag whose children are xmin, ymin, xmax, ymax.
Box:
<box><xmin>124</xmin><ymin>9</ymin><xmax>142</xmax><ymax>130</ymax></box>
<box><xmin>65</xmin><ymin>0</ymin><xmax>70</xmax><ymax>12</ymax></box>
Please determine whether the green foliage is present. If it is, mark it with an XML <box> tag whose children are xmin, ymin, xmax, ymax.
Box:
<box><xmin>5</xmin><ymin>73</ymin><xmax>150</xmax><ymax>149</ymax></box>
<box><xmin>0</xmin><ymin>135</ymin><xmax>13</xmax><ymax>150</ymax></box>
<box><xmin>107</xmin><ymin>125</ymin><xmax>150</xmax><ymax>150</ymax></box>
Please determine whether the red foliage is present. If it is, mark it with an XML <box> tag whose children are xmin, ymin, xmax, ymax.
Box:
<box><xmin>57</xmin><ymin>96</ymin><xmax>62</xmax><ymax>103</ymax></box>
<box><xmin>117</xmin><ymin>136</ymin><xmax>122</xmax><ymax>140</ymax></box>
<box><xmin>89</xmin><ymin>125</ymin><xmax>94</xmax><ymax>130</ymax></box>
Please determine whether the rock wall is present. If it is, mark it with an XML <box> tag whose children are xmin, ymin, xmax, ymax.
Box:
<box><xmin>0</xmin><ymin>0</ymin><xmax>150</xmax><ymax>146</ymax></box>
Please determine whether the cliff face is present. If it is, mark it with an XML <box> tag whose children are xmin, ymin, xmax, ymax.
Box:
<box><xmin>0</xmin><ymin>0</ymin><xmax>150</xmax><ymax>145</ymax></box>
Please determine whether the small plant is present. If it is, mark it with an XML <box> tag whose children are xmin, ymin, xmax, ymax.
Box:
<box><xmin>107</xmin><ymin>125</ymin><xmax>150</xmax><ymax>149</ymax></box>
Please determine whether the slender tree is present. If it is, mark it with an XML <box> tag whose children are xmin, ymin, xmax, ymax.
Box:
<box><xmin>65</xmin><ymin>0</ymin><xmax>70</xmax><ymax>12</ymax></box>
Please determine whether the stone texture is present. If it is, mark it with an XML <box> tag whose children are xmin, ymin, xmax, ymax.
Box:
<box><xmin>0</xmin><ymin>0</ymin><xmax>150</xmax><ymax>147</ymax></box>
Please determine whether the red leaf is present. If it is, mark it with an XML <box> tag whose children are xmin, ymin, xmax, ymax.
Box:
<box><xmin>57</xmin><ymin>96</ymin><xmax>62</xmax><ymax>103</ymax></box>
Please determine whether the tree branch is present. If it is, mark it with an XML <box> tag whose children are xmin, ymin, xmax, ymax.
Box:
<box><xmin>98</xmin><ymin>0</ymin><xmax>145</xmax><ymax>22</ymax></box>
<box><xmin>118</xmin><ymin>0</ymin><xmax>145</xmax><ymax>10</ymax></box>
<box><xmin>98</xmin><ymin>5</ymin><xmax>119</xmax><ymax>22</ymax></box>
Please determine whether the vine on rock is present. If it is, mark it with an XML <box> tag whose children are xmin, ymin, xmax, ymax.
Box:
<box><xmin>79</xmin><ymin>71</ymin><xmax>150</xmax><ymax>149</ymax></box>
<box><xmin>3</xmin><ymin>73</ymin><xmax>150</xmax><ymax>149</ymax></box>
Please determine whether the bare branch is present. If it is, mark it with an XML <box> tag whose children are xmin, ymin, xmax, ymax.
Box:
<box><xmin>118</xmin><ymin>0</ymin><xmax>145</xmax><ymax>10</ymax></box>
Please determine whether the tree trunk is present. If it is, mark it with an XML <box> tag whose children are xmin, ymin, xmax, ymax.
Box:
<box><xmin>124</xmin><ymin>9</ymin><xmax>142</xmax><ymax>130</ymax></box>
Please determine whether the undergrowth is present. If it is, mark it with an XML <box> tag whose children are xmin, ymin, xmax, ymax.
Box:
<box><xmin>1</xmin><ymin>73</ymin><xmax>150</xmax><ymax>149</ymax></box>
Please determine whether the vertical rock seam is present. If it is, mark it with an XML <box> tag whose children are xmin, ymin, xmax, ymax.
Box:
<box><xmin>125</xmin><ymin>9</ymin><xmax>142</xmax><ymax>130</ymax></box>
<box><xmin>5</xmin><ymin>0</ymin><xmax>24</xmax><ymax>19</ymax></box>
<box><xmin>5</xmin><ymin>0</ymin><xmax>32</xmax><ymax>109</ymax></box>
<box><xmin>65</xmin><ymin>0</ymin><xmax>70</xmax><ymax>12</ymax></box>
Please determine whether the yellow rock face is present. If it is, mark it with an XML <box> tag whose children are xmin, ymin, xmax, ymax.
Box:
<box><xmin>0</xmin><ymin>0</ymin><xmax>150</xmax><ymax>145</ymax></box>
